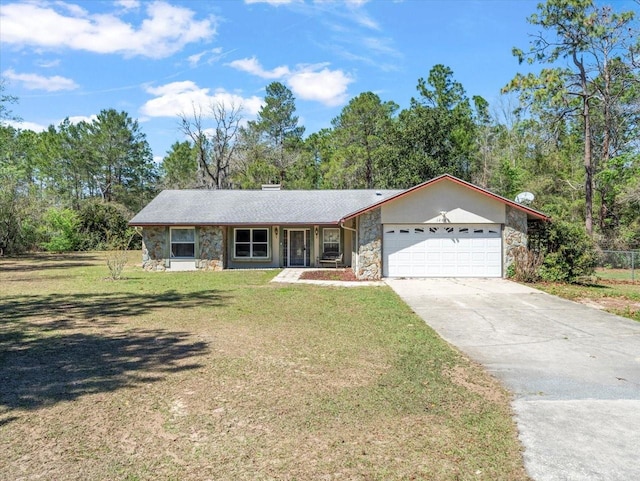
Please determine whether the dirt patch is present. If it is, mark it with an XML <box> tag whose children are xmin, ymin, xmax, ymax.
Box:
<box><xmin>299</xmin><ymin>269</ymin><xmax>359</xmax><ymax>281</ymax></box>
<box><xmin>443</xmin><ymin>364</ymin><xmax>509</xmax><ymax>405</ymax></box>
<box><xmin>533</xmin><ymin>279</ymin><xmax>640</xmax><ymax>322</ymax></box>
<box><xmin>577</xmin><ymin>296</ymin><xmax>640</xmax><ymax>315</ymax></box>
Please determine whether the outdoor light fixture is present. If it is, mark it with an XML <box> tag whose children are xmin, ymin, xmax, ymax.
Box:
<box><xmin>274</xmin><ymin>226</ymin><xmax>278</xmax><ymax>237</ymax></box>
<box><xmin>315</xmin><ymin>226</ymin><xmax>319</xmax><ymax>237</ymax></box>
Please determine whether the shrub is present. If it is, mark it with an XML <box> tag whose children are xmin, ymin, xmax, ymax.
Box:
<box><xmin>529</xmin><ymin>220</ymin><xmax>597</xmax><ymax>283</ymax></box>
<box><xmin>510</xmin><ymin>246</ymin><xmax>543</xmax><ymax>283</ymax></box>
<box><xmin>78</xmin><ymin>200</ymin><xmax>135</xmax><ymax>250</ymax></box>
<box><xmin>105</xmin><ymin>249</ymin><xmax>128</xmax><ymax>280</ymax></box>
<box><xmin>105</xmin><ymin>228</ymin><xmax>140</xmax><ymax>280</ymax></box>
<box><xmin>40</xmin><ymin>208</ymin><xmax>82</xmax><ymax>252</ymax></box>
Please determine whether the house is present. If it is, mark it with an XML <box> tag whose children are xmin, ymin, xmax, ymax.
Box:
<box><xmin>129</xmin><ymin>174</ymin><xmax>549</xmax><ymax>280</ymax></box>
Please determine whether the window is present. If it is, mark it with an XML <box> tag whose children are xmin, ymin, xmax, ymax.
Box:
<box><xmin>235</xmin><ymin>228</ymin><xmax>269</xmax><ymax>258</ymax></box>
<box><xmin>171</xmin><ymin>228</ymin><xmax>195</xmax><ymax>258</ymax></box>
<box><xmin>323</xmin><ymin>228</ymin><xmax>340</xmax><ymax>253</ymax></box>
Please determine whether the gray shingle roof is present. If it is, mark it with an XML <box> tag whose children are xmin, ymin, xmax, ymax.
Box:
<box><xmin>129</xmin><ymin>189</ymin><xmax>403</xmax><ymax>226</ymax></box>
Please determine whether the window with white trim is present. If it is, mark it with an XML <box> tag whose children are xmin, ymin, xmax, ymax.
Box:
<box><xmin>323</xmin><ymin>228</ymin><xmax>340</xmax><ymax>254</ymax></box>
<box><xmin>170</xmin><ymin>228</ymin><xmax>195</xmax><ymax>258</ymax></box>
<box><xmin>234</xmin><ymin>228</ymin><xmax>269</xmax><ymax>258</ymax></box>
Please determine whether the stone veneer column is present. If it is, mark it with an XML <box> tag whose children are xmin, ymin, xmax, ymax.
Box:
<box><xmin>356</xmin><ymin>208</ymin><xmax>382</xmax><ymax>280</ymax></box>
<box><xmin>141</xmin><ymin>226</ymin><xmax>168</xmax><ymax>271</ymax></box>
<box><xmin>197</xmin><ymin>226</ymin><xmax>225</xmax><ymax>271</ymax></box>
<box><xmin>503</xmin><ymin>205</ymin><xmax>528</xmax><ymax>273</ymax></box>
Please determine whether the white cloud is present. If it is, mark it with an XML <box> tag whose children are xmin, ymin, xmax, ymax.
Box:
<box><xmin>0</xmin><ymin>1</ymin><xmax>216</xmax><ymax>59</ymax></box>
<box><xmin>1</xmin><ymin>114</ymin><xmax>99</xmax><ymax>132</ymax></box>
<box><xmin>187</xmin><ymin>47</ymin><xmax>224</xmax><ymax>67</ymax></box>
<box><xmin>229</xmin><ymin>57</ymin><xmax>353</xmax><ymax>107</ymax></box>
<box><xmin>141</xmin><ymin>81</ymin><xmax>263</xmax><ymax>118</ymax></box>
<box><xmin>362</xmin><ymin>37</ymin><xmax>399</xmax><ymax>57</ymax></box>
<box><xmin>58</xmin><ymin>2</ymin><xmax>89</xmax><ymax>17</ymax></box>
<box><xmin>67</xmin><ymin>115</ymin><xmax>98</xmax><ymax>125</ymax></box>
<box><xmin>3</xmin><ymin>68</ymin><xmax>79</xmax><ymax>92</ymax></box>
<box><xmin>288</xmin><ymin>65</ymin><xmax>353</xmax><ymax>106</ymax></box>
<box><xmin>345</xmin><ymin>0</ymin><xmax>370</xmax><ymax>6</ymax></box>
<box><xmin>228</xmin><ymin>57</ymin><xmax>291</xmax><ymax>79</ymax></box>
<box><xmin>245</xmin><ymin>0</ymin><xmax>301</xmax><ymax>5</ymax></box>
<box><xmin>187</xmin><ymin>51</ymin><xmax>207</xmax><ymax>67</ymax></box>
<box><xmin>2</xmin><ymin>119</ymin><xmax>48</xmax><ymax>132</ymax></box>
<box><xmin>345</xmin><ymin>3</ymin><xmax>378</xmax><ymax>30</ymax></box>
<box><xmin>35</xmin><ymin>59</ymin><xmax>61</xmax><ymax>68</ymax></box>
<box><xmin>115</xmin><ymin>0</ymin><xmax>140</xmax><ymax>10</ymax></box>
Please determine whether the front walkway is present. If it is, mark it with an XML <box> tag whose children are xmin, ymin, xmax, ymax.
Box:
<box><xmin>270</xmin><ymin>268</ymin><xmax>384</xmax><ymax>287</ymax></box>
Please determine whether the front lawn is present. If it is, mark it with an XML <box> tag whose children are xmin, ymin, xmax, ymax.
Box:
<box><xmin>0</xmin><ymin>252</ymin><xmax>528</xmax><ymax>480</ymax></box>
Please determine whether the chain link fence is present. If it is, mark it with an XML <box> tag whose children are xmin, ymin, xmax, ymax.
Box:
<box><xmin>597</xmin><ymin>250</ymin><xmax>638</xmax><ymax>281</ymax></box>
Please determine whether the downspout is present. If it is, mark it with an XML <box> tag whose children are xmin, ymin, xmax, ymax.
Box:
<box><xmin>340</xmin><ymin>219</ymin><xmax>358</xmax><ymax>275</ymax></box>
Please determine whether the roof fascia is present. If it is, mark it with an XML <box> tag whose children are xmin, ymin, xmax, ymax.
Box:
<box><xmin>128</xmin><ymin>221</ymin><xmax>342</xmax><ymax>227</ymax></box>
<box><xmin>340</xmin><ymin>174</ymin><xmax>549</xmax><ymax>222</ymax></box>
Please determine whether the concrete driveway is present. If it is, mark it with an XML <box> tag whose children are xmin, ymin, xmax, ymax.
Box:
<box><xmin>385</xmin><ymin>278</ymin><xmax>640</xmax><ymax>481</ymax></box>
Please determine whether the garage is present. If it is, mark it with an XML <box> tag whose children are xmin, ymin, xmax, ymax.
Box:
<box><xmin>383</xmin><ymin>224</ymin><xmax>502</xmax><ymax>278</ymax></box>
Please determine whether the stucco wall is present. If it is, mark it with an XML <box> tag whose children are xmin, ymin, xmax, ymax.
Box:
<box><xmin>503</xmin><ymin>205</ymin><xmax>528</xmax><ymax>271</ymax></box>
<box><xmin>356</xmin><ymin>208</ymin><xmax>382</xmax><ymax>280</ymax></box>
<box><xmin>381</xmin><ymin>179</ymin><xmax>506</xmax><ymax>224</ymax></box>
<box><xmin>142</xmin><ymin>226</ymin><xmax>168</xmax><ymax>271</ymax></box>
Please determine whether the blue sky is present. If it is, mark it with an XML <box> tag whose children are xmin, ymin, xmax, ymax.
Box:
<box><xmin>0</xmin><ymin>0</ymin><xmax>626</xmax><ymax>161</ymax></box>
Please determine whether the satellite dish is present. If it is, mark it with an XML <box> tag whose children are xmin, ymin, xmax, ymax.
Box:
<box><xmin>515</xmin><ymin>192</ymin><xmax>535</xmax><ymax>205</ymax></box>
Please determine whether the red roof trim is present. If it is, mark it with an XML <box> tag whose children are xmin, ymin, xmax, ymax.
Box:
<box><xmin>340</xmin><ymin>174</ymin><xmax>549</xmax><ymax>222</ymax></box>
<box><xmin>128</xmin><ymin>222</ymin><xmax>341</xmax><ymax>227</ymax></box>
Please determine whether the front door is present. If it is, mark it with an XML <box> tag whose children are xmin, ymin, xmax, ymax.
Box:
<box><xmin>288</xmin><ymin>229</ymin><xmax>307</xmax><ymax>267</ymax></box>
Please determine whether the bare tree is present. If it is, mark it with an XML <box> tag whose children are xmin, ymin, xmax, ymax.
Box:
<box><xmin>180</xmin><ymin>101</ymin><xmax>242</xmax><ymax>189</ymax></box>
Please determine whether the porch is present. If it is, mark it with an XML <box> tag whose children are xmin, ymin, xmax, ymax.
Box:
<box><xmin>226</xmin><ymin>225</ymin><xmax>353</xmax><ymax>270</ymax></box>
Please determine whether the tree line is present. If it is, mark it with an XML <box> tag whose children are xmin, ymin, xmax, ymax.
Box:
<box><xmin>1</xmin><ymin>0</ymin><xmax>638</xmax><ymax>261</ymax></box>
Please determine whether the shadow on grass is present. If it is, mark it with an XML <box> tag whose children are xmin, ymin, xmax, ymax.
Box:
<box><xmin>0</xmin><ymin>289</ymin><xmax>227</xmax><ymax>421</ymax></box>
<box><xmin>0</xmin><ymin>289</ymin><xmax>227</xmax><ymax>323</ymax></box>
<box><xmin>0</xmin><ymin>253</ymin><xmax>102</xmax><ymax>272</ymax></box>
<box><xmin>537</xmin><ymin>280</ymin><xmax>611</xmax><ymax>290</ymax></box>
<box><xmin>0</xmin><ymin>327</ymin><xmax>208</xmax><ymax>415</ymax></box>
<box><xmin>575</xmin><ymin>281</ymin><xmax>611</xmax><ymax>289</ymax></box>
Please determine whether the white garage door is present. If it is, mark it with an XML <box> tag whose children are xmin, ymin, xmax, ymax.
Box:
<box><xmin>383</xmin><ymin>224</ymin><xmax>502</xmax><ymax>278</ymax></box>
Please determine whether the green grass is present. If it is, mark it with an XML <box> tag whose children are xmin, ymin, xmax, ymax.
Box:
<box><xmin>532</xmin><ymin>277</ymin><xmax>640</xmax><ymax>322</ymax></box>
<box><xmin>0</xmin><ymin>252</ymin><xmax>528</xmax><ymax>480</ymax></box>
<box><xmin>595</xmin><ymin>268</ymin><xmax>638</xmax><ymax>282</ymax></box>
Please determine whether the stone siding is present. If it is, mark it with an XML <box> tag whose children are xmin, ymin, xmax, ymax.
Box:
<box><xmin>142</xmin><ymin>226</ymin><xmax>168</xmax><ymax>271</ymax></box>
<box><xmin>142</xmin><ymin>226</ymin><xmax>225</xmax><ymax>271</ymax></box>
<box><xmin>503</xmin><ymin>205</ymin><xmax>528</xmax><ymax>272</ymax></box>
<box><xmin>356</xmin><ymin>208</ymin><xmax>382</xmax><ymax>280</ymax></box>
<box><xmin>196</xmin><ymin>226</ymin><xmax>224</xmax><ymax>271</ymax></box>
